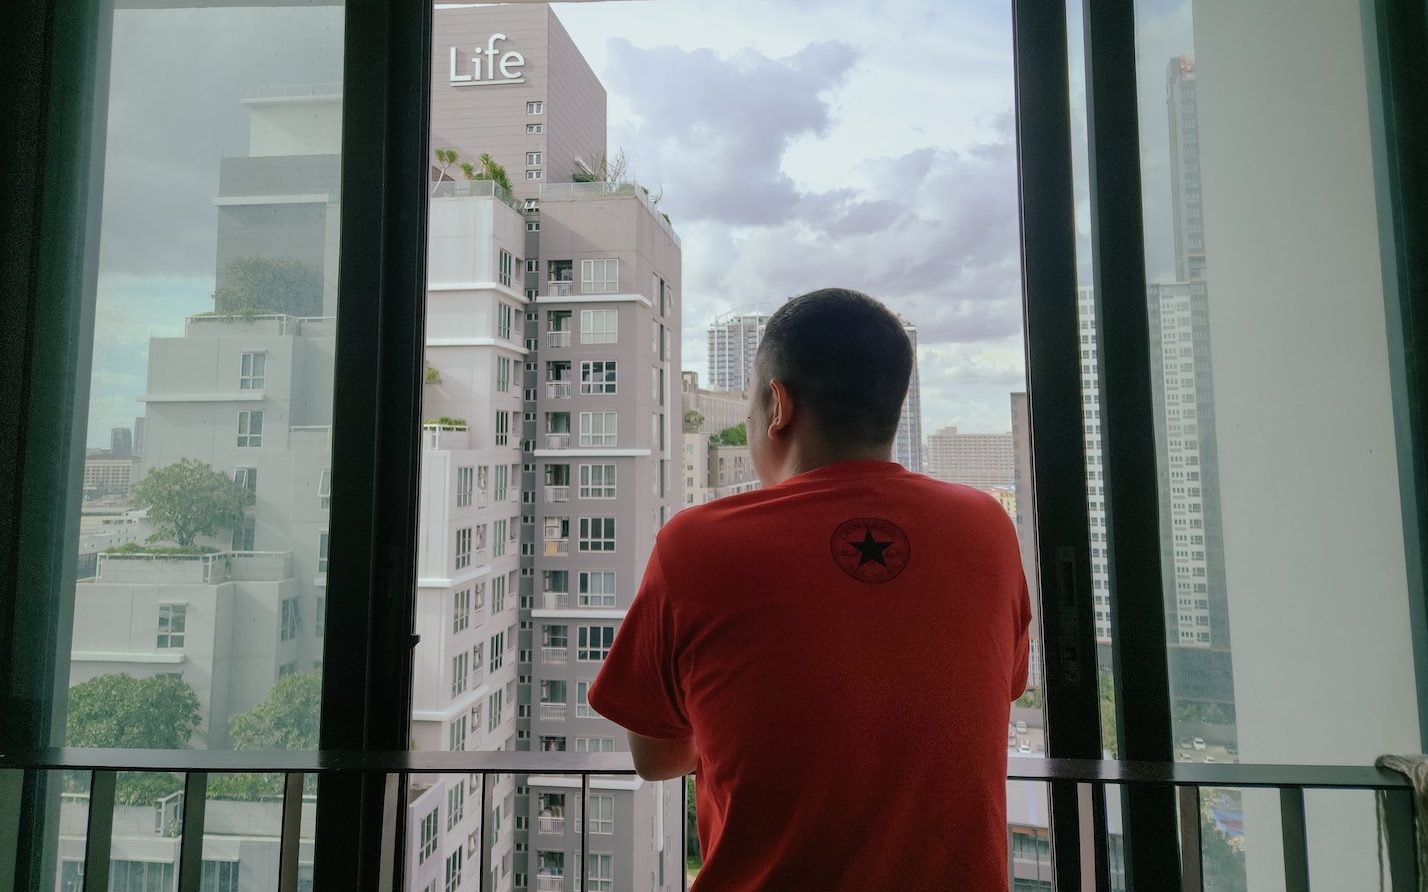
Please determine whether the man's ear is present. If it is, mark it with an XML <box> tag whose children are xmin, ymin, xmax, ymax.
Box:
<box><xmin>767</xmin><ymin>379</ymin><xmax>794</xmax><ymax>438</ymax></box>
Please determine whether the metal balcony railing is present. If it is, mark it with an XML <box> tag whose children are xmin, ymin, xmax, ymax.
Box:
<box><xmin>547</xmin><ymin>281</ymin><xmax>574</xmax><ymax>297</ymax></box>
<box><xmin>538</xmin><ymin>703</ymin><xmax>567</xmax><ymax>721</ymax></box>
<box><xmin>543</xmin><ymin>538</ymin><xmax>569</xmax><ymax>556</ymax></box>
<box><xmin>546</xmin><ymin>381</ymin><xmax>571</xmax><ymax>399</ymax></box>
<box><xmin>542</xmin><ymin>591</ymin><xmax>569</xmax><ymax>610</ymax></box>
<box><xmin>536</xmin><ymin>815</ymin><xmax>566</xmax><ymax>835</ymax></box>
<box><xmin>0</xmin><ymin>749</ymin><xmax>1414</xmax><ymax>892</ymax></box>
<box><xmin>540</xmin><ymin>646</ymin><xmax>568</xmax><ymax>665</ymax></box>
<box><xmin>545</xmin><ymin>485</ymin><xmax>570</xmax><ymax>502</ymax></box>
<box><xmin>546</xmin><ymin>330</ymin><xmax>571</xmax><ymax>348</ymax></box>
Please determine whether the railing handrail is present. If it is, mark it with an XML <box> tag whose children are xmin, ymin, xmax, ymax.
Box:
<box><xmin>0</xmin><ymin>748</ymin><xmax>1410</xmax><ymax>790</ymax></box>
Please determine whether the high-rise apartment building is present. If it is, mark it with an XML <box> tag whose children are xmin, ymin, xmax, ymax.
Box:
<box><xmin>705</xmin><ymin>312</ymin><xmax>768</xmax><ymax>393</ymax></box>
<box><xmin>925</xmin><ymin>426</ymin><xmax>1014</xmax><ymax>488</ymax></box>
<box><xmin>1167</xmin><ymin>54</ymin><xmax>1205</xmax><ymax>283</ymax></box>
<box><xmin>894</xmin><ymin>318</ymin><xmax>924</xmax><ymax>473</ymax></box>
<box><xmin>110</xmin><ymin>426</ymin><xmax>133</xmax><ymax>459</ymax></box>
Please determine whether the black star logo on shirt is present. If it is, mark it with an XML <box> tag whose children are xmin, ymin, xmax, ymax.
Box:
<box><xmin>851</xmin><ymin>528</ymin><xmax>892</xmax><ymax>567</ymax></box>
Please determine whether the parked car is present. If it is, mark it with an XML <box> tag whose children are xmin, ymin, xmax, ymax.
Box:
<box><xmin>1203</xmin><ymin>755</ymin><xmax>1216</xmax><ymax>763</ymax></box>
<box><xmin>1192</xmin><ymin>737</ymin><xmax>1207</xmax><ymax>751</ymax></box>
<box><xmin>1015</xmin><ymin>721</ymin><xmax>1028</xmax><ymax>734</ymax></box>
<box><xmin>1018</xmin><ymin>744</ymin><xmax>1033</xmax><ymax>754</ymax></box>
<box><xmin>1178</xmin><ymin>736</ymin><xmax>1193</xmax><ymax>750</ymax></box>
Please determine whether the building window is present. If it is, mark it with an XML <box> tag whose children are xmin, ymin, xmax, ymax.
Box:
<box><xmin>498</xmin><ymin>302</ymin><xmax>514</xmax><ymax>339</ymax></box>
<box><xmin>454</xmin><ymin>588</ymin><xmax>471</xmax><ymax>633</ymax></box>
<box><xmin>278</xmin><ymin>661</ymin><xmax>296</xmax><ymax>677</ymax></box>
<box><xmin>489</xmin><ymin>631</ymin><xmax>505</xmax><ymax>673</ymax></box>
<box><xmin>156</xmin><ymin>604</ymin><xmax>186</xmax><ymax>649</ymax></box>
<box><xmin>576</xmin><ymin>736</ymin><xmax>615</xmax><ymax>752</ymax></box>
<box><xmin>589</xmin><ymin>795</ymin><xmax>614</xmax><ymax>834</ymax></box>
<box><xmin>497</xmin><ymin>356</ymin><xmax>512</xmax><ymax>392</ymax></box>
<box><xmin>110</xmin><ymin>862</ymin><xmax>175</xmax><ymax>891</ymax></box>
<box><xmin>318</xmin><ymin>531</ymin><xmax>329</xmax><ymax>574</ymax></box>
<box><xmin>580</xmin><ymin>308</ymin><xmax>617</xmax><ymax>344</ymax></box>
<box><xmin>498</xmin><ymin>249</ymin><xmax>514</xmax><ymax>288</ymax></box>
<box><xmin>455</xmin><ymin>527</ymin><xmax>472</xmax><ymax>570</ymax></box>
<box><xmin>526</xmin><ymin>152</ymin><xmax>543</xmax><ymax>166</ymax></box>
<box><xmin>526</xmin><ymin>100</ymin><xmax>543</xmax><ymax>115</ymax></box>
<box><xmin>524</xmin><ymin>258</ymin><xmax>539</xmax><ymax>274</ymax></box>
<box><xmin>315</xmin><ymin>597</ymin><xmax>325</xmax><ymax>638</ymax></box>
<box><xmin>199</xmin><ymin>861</ymin><xmax>240</xmax><ymax>892</ymax></box>
<box><xmin>236</xmin><ymin>410</ymin><xmax>263</xmax><ymax>447</ymax></box>
<box><xmin>493</xmin><ymin>519</ymin><xmax>507</xmax><ymax>557</ymax></box>
<box><xmin>444</xmin><ymin>848</ymin><xmax>463</xmax><ymax>892</ymax></box>
<box><xmin>526</xmin><ymin>220</ymin><xmax>540</xmax><ymax>232</ymax></box>
<box><xmin>280</xmin><ymin>597</ymin><xmax>300</xmax><ymax>641</ymax></box>
<box><xmin>232</xmin><ymin>516</ymin><xmax>255</xmax><ymax>551</ymax></box>
<box><xmin>579</xmin><ymin>412</ymin><xmax>616</xmax><ymax>447</ymax></box>
<box><xmin>580</xmin><ymin>258</ymin><xmax>619</xmax><ymax>294</ymax></box>
<box><xmin>487</xmin><ymin>688</ymin><xmax>503</xmax><ymax>732</ymax></box>
<box><xmin>452</xmin><ymin>651</ymin><xmax>468</xmax><ymax>697</ymax></box>
<box><xmin>232</xmin><ymin>467</ymin><xmax>258</xmax><ymax>505</ymax></box>
<box><xmin>457</xmin><ymin>466</ymin><xmax>474</xmax><ymax>507</ymax></box>
<box><xmin>448</xmin><ymin>714</ymin><xmax>466</xmax><ymax>753</ymax></box>
<box><xmin>317</xmin><ymin>468</ymin><xmax>331</xmax><ymax>509</ymax></box>
<box><xmin>239</xmin><ymin>352</ymin><xmax>266</xmax><ymax>390</ymax></box>
<box><xmin>526</xmin><ymin>122</ymin><xmax>543</xmax><ymax>133</ymax></box>
<box><xmin>579</xmin><ymin>360</ymin><xmax>617</xmax><ymax>395</ymax></box>
<box><xmin>492</xmin><ymin>573</ymin><xmax>506</xmax><ymax>613</ymax></box>
<box><xmin>525</xmin><ymin>169</ymin><xmax>542</xmax><ymax>180</ymax></box>
<box><xmin>578</xmin><ymin>517</ymin><xmax>615</xmax><ymax>552</ymax></box>
<box><xmin>419</xmin><ymin>808</ymin><xmax>439</xmax><ymax>863</ymax></box>
<box><xmin>579</xmin><ymin>571</ymin><xmax>616</xmax><ymax>607</ymax></box>
<box><xmin>578</xmin><ymin>465</ymin><xmax>616</xmax><ymax>500</ymax></box>
<box><xmin>496</xmin><ymin>411</ymin><xmax>510</xmax><ymax>446</ymax></box>
<box><xmin>577</xmin><ymin>627</ymin><xmax>615</xmax><ymax>662</ymax></box>
<box><xmin>587</xmin><ymin>853</ymin><xmax>613</xmax><ymax>891</ymax></box>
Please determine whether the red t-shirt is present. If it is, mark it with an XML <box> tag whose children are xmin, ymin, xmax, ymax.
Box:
<box><xmin>589</xmin><ymin>460</ymin><xmax>1031</xmax><ymax>890</ymax></box>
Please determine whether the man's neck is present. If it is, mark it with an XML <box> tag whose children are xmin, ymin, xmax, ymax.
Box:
<box><xmin>781</xmin><ymin>442</ymin><xmax>894</xmax><ymax>482</ymax></box>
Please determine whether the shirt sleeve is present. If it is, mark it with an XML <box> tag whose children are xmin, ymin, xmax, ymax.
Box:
<box><xmin>588</xmin><ymin>542</ymin><xmax>692</xmax><ymax>740</ymax></box>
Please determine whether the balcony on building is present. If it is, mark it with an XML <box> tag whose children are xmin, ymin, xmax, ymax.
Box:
<box><xmin>537</xmin><ymin>795</ymin><xmax>567</xmax><ymax>837</ymax></box>
<box><xmin>544</xmin><ymin>464</ymin><xmax>570</xmax><ymax>503</ymax></box>
<box><xmin>421</xmin><ymin>419</ymin><xmax>470</xmax><ymax>451</ymax></box>
<box><xmin>90</xmin><ymin>549</ymin><xmax>292</xmax><ymax>586</ymax></box>
<box><xmin>547</xmin><ymin>259</ymin><xmax>573</xmax><ymax>297</ymax></box>
<box><xmin>545</xmin><ymin>360</ymin><xmax>571</xmax><ymax>399</ymax></box>
<box><xmin>542</xmin><ymin>517</ymin><xmax>569</xmax><ymax>557</ymax></box>
<box><xmin>546</xmin><ymin>309</ymin><xmax>572</xmax><ymax>347</ymax></box>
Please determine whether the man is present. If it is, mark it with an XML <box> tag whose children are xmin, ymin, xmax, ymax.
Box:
<box><xmin>589</xmin><ymin>288</ymin><xmax>1031</xmax><ymax>889</ymax></box>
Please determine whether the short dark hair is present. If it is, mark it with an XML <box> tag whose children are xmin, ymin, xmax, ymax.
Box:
<box><xmin>754</xmin><ymin>288</ymin><xmax>913</xmax><ymax>449</ymax></box>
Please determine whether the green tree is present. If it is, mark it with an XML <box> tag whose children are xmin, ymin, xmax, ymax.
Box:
<box><xmin>214</xmin><ymin>255</ymin><xmax>323</xmax><ymax>317</ymax></box>
<box><xmin>432</xmin><ymin>147</ymin><xmax>460</xmax><ymax>192</ymax></box>
<box><xmin>685</xmin><ymin>775</ymin><xmax>701</xmax><ymax>870</ymax></box>
<box><xmin>682</xmin><ymin>411</ymin><xmax>704</xmax><ymax>434</ymax></box>
<box><xmin>462</xmin><ymin>152</ymin><xmax>514</xmax><ymax>193</ymax></box>
<box><xmin>132</xmin><ymin>459</ymin><xmax>248</xmax><ymax>547</ymax></box>
<box><xmin>1099</xmin><ymin>670</ymin><xmax>1119</xmax><ymax>758</ymax></box>
<box><xmin>209</xmin><ymin>672</ymin><xmax>322</xmax><ymax>800</ymax></box>
<box><xmin>66</xmin><ymin>673</ymin><xmax>201</xmax><ymax>805</ymax></box>
<box><xmin>711</xmin><ymin>423</ymin><xmax>747</xmax><ymax>447</ymax></box>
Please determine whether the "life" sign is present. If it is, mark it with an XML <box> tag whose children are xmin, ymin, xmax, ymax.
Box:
<box><xmin>449</xmin><ymin>36</ymin><xmax>526</xmax><ymax>87</ymax></box>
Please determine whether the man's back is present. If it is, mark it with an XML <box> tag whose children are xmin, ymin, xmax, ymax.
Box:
<box><xmin>590</xmin><ymin>459</ymin><xmax>1031</xmax><ymax>890</ymax></box>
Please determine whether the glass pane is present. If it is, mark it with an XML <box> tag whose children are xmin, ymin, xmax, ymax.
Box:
<box><xmin>64</xmin><ymin>3</ymin><xmax>342</xmax><ymax>889</ymax></box>
<box><xmin>413</xmin><ymin>2</ymin><xmax>1041</xmax><ymax>889</ymax></box>
<box><xmin>1127</xmin><ymin>2</ymin><xmax>1415</xmax><ymax>887</ymax></box>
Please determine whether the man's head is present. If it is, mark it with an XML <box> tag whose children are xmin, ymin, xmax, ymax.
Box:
<box><xmin>748</xmin><ymin>288</ymin><xmax>914</xmax><ymax>485</ymax></box>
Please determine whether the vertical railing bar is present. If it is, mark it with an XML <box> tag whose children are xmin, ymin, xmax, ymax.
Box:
<box><xmin>1090</xmin><ymin>782</ymin><xmax>1111</xmax><ymax>892</ymax></box>
<box><xmin>83</xmin><ymin>770</ymin><xmax>115</xmax><ymax>892</ymax></box>
<box><xmin>1382</xmin><ymin>787</ymin><xmax>1418</xmax><ymax>890</ymax></box>
<box><xmin>278</xmin><ymin>772</ymin><xmax>304</xmax><ymax>892</ymax></box>
<box><xmin>378</xmin><ymin>772</ymin><xmax>399</xmax><ymax>892</ymax></box>
<box><xmin>581</xmin><ymin>772</ymin><xmax>591</xmax><ymax>892</ymax></box>
<box><xmin>1177</xmin><ymin>785</ymin><xmax>1203</xmax><ymax>892</ymax></box>
<box><xmin>1280</xmin><ymin>786</ymin><xmax>1310</xmax><ymax>892</ymax></box>
<box><xmin>478</xmin><ymin>771</ymin><xmax>491</xmax><ymax>892</ymax></box>
<box><xmin>1056</xmin><ymin>779</ymin><xmax>1085</xmax><ymax>889</ymax></box>
<box><xmin>176</xmin><ymin>772</ymin><xmax>208</xmax><ymax>892</ymax></box>
<box><xmin>682</xmin><ymin>774</ymin><xmax>690</xmax><ymax>892</ymax></box>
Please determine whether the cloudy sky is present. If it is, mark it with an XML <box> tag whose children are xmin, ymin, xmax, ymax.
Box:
<box><xmin>87</xmin><ymin>0</ymin><xmax>1192</xmax><ymax>447</ymax></box>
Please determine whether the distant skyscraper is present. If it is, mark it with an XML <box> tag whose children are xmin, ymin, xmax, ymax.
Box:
<box><xmin>110</xmin><ymin>426</ymin><xmax>132</xmax><ymax>459</ymax></box>
<box><xmin>132</xmin><ymin>416</ymin><xmax>145</xmax><ymax>457</ymax></box>
<box><xmin>925</xmin><ymin>426</ymin><xmax>1013</xmax><ymax>488</ymax></box>
<box><xmin>1167</xmin><ymin>54</ymin><xmax>1205</xmax><ymax>283</ymax></box>
<box><xmin>894</xmin><ymin>319</ymin><xmax>924</xmax><ymax>473</ymax></box>
<box><xmin>705</xmin><ymin>312</ymin><xmax>768</xmax><ymax>392</ymax></box>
